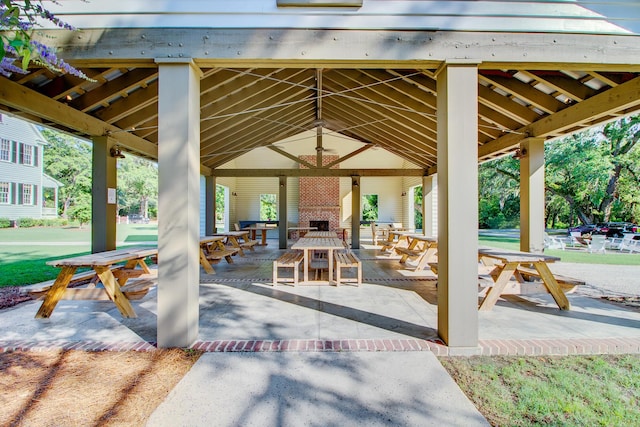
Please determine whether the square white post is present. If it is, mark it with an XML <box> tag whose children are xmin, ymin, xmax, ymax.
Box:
<box><xmin>422</xmin><ymin>175</ymin><xmax>435</xmax><ymax>236</ymax></box>
<box><xmin>520</xmin><ymin>138</ymin><xmax>546</xmax><ymax>253</ymax></box>
<box><xmin>156</xmin><ymin>59</ymin><xmax>202</xmax><ymax>348</ymax></box>
<box><xmin>351</xmin><ymin>176</ymin><xmax>361</xmax><ymax>248</ymax></box>
<box><xmin>205</xmin><ymin>176</ymin><xmax>215</xmax><ymax>235</ymax></box>
<box><xmin>436</xmin><ymin>61</ymin><xmax>479</xmax><ymax>351</ymax></box>
<box><xmin>91</xmin><ymin>135</ymin><xmax>118</xmax><ymax>253</ymax></box>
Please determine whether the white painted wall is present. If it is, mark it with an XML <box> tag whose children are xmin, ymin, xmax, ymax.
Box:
<box><xmin>199</xmin><ymin>129</ymin><xmax>438</xmax><ymax>239</ymax></box>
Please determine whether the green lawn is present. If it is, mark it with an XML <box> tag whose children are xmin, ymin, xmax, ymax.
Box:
<box><xmin>479</xmin><ymin>235</ymin><xmax>640</xmax><ymax>266</ymax></box>
<box><xmin>0</xmin><ymin>224</ymin><xmax>158</xmax><ymax>287</ymax></box>
<box><xmin>440</xmin><ymin>354</ymin><xmax>640</xmax><ymax>426</ymax></box>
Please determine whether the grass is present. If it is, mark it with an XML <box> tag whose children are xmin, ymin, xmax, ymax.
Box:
<box><xmin>478</xmin><ymin>235</ymin><xmax>640</xmax><ymax>266</ymax></box>
<box><xmin>440</xmin><ymin>354</ymin><xmax>640</xmax><ymax>426</ymax></box>
<box><xmin>0</xmin><ymin>224</ymin><xmax>158</xmax><ymax>288</ymax></box>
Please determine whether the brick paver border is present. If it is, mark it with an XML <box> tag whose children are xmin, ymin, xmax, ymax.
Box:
<box><xmin>2</xmin><ymin>337</ymin><xmax>640</xmax><ymax>356</ymax></box>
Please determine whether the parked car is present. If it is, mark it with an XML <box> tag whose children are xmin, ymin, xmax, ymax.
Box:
<box><xmin>128</xmin><ymin>214</ymin><xmax>149</xmax><ymax>224</ymax></box>
<box><xmin>593</xmin><ymin>222</ymin><xmax>638</xmax><ymax>238</ymax></box>
<box><xmin>568</xmin><ymin>224</ymin><xmax>595</xmax><ymax>236</ymax></box>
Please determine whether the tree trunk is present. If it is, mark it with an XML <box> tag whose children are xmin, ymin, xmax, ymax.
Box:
<box><xmin>599</xmin><ymin>163</ymin><xmax>622</xmax><ymax>221</ymax></box>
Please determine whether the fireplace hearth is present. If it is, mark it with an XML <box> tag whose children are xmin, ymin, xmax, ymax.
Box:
<box><xmin>309</xmin><ymin>220</ymin><xmax>330</xmax><ymax>231</ymax></box>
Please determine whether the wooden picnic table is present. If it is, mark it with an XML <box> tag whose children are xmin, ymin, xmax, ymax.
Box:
<box><xmin>287</xmin><ymin>226</ymin><xmax>317</xmax><ymax>239</ymax></box>
<box><xmin>243</xmin><ymin>224</ymin><xmax>276</xmax><ymax>246</ymax></box>
<box><xmin>303</xmin><ymin>230</ymin><xmax>338</xmax><ymax>238</ymax></box>
<box><xmin>200</xmin><ymin>236</ymin><xmax>239</xmax><ymax>274</ymax></box>
<box><xmin>35</xmin><ymin>247</ymin><xmax>158</xmax><ymax>319</ymax></box>
<box><xmin>478</xmin><ymin>247</ymin><xmax>569</xmax><ymax>311</ymax></box>
<box><xmin>379</xmin><ymin>230</ymin><xmax>415</xmax><ymax>252</ymax></box>
<box><xmin>291</xmin><ymin>237</ymin><xmax>346</xmax><ymax>284</ymax></box>
<box><xmin>394</xmin><ymin>234</ymin><xmax>438</xmax><ymax>271</ymax></box>
<box><xmin>211</xmin><ymin>230</ymin><xmax>258</xmax><ymax>256</ymax></box>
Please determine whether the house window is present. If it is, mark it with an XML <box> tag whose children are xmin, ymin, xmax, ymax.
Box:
<box><xmin>362</xmin><ymin>194</ymin><xmax>379</xmax><ymax>221</ymax></box>
<box><xmin>22</xmin><ymin>184</ymin><xmax>34</xmax><ymax>205</ymax></box>
<box><xmin>0</xmin><ymin>139</ymin><xmax>10</xmax><ymax>162</ymax></box>
<box><xmin>0</xmin><ymin>182</ymin><xmax>9</xmax><ymax>204</ymax></box>
<box><xmin>21</xmin><ymin>143</ymin><xmax>34</xmax><ymax>166</ymax></box>
<box><xmin>260</xmin><ymin>194</ymin><xmax>277</xmax><ymax>221</ymax></box>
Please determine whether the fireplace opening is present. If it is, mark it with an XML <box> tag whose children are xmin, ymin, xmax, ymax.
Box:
<box><xmin>310</xmin><ymin>220</ymin><xmax>329</xmax><ymax>231</ymax></box>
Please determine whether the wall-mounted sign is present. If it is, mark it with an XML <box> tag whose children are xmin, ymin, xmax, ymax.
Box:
<box><xmin>277</xmin><ymin>0</ymin><xmax>363</xmax><ymax>6</ymax></box>
<box><xmin>107</xmin><ymin>188</ymin><xmax>117</xmax><ymax>204</ymax></box>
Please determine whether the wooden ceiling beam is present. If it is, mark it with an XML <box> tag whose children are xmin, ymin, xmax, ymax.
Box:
<box><xmin>337</xmin><ymin>69</ymin><xmax>437</xmax><ymax>125</ymax></box>
<box><xmin>324</xmin><ymin>72</ymin><xmax>437</xmax><ymax>150</ymax></box>
<box><xmin>0</xmin><ymin>77</ymin><xmax>157</xmax><ymax>159</ymax></box>
<box><xmin>201</xmin><ymin>103</ymin><xmax>315</xmax><ymax>165</ymax></box>
<box><xmin>200</xmin><ymin>86</ymin><xmax>316</xmax><ymax>150</ymax></box>
<box><xmin>200</xmin><ymin>69</ymin><xmax>314</xmax><ymax>136</ymax></box>
<box><xmin>478</xmin><ymin>84</ymin><xmax>541</xmax><ymax>125</ymax></box>
<box><xmin>95</xmin><ymin>80</ymin><xmax>158</xmax><ymax>123</ymax></box>
<box><xmin>70</xmin><ymin>69</ymin><xmax>158</xmax><ymax>112</ymax></box>
<box><xmin>322</xmin><ymin>95</ymin><xmax>436</xmax><ymax>159</ymax></box>
<box><xmin>322</xmin><ymin>101</ymin><xmax>434</xmax><ymax>168</ymax></box>
<box><xmin>200</xmin><ymin>68</ymin><xmax>285</xmax><ymax>110</ymax></box>
<box><xmin>479</xmin><ymin>74</ymin><xmax>564</xmax><ymax>115</ymax></box>
<box><xmin>478</xmin><ymin>75</ymin><xmax>640</xmax><ymax>159</ymax></box>
<box><xmin>519</xmin><ymin>71</ymin><xmax>595</xmax><ymax>102</ymax></box>
<box><xmin>212</xmin><ymin>168</ymin><xmax>425</xmax><ymax>177</ymax></box>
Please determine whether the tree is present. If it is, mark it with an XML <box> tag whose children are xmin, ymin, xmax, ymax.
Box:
<box><xmin>546</xmin><ymin>115</ymin><xmax>640</xmax><ymax>225</ymax></box>
<box><xmin>117</xmin><ymin>156</ymin><xmax>158</xmax><ymax>218</ymax></box>
<box><xmin>362</xmin><ymin>194</ymin><xmax>378</xmax><ymax>221</ymax></box>
<box><xmin>478</xmin><ymin>156</ymin><xmax>521</xmax><ymax>229</ymax></box>
<box><xmin>1</xmin><ymin>0</ymin><xmax>91</xmax><ymax>79</ymax></box>
<box><xmin>41</xmin><ymin>128</ymin><xmax>92</xmax><ymax>218</ymax></box>
<box><xmin>67</xmin><ymin>192</ymin><xmax>91</xmax><ymax>227</ymax></box>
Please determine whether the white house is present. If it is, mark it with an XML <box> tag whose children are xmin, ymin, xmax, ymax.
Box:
<box><xmin>0</xmin><ymin>114</ymin><xmax>61</xmax><ymax>221</ymax></box>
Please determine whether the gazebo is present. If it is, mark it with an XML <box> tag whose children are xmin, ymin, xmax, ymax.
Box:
<box><xmin>1</xmin><ymin>1</ymin><xmax>640</xmax><ymax>351</ymax></box>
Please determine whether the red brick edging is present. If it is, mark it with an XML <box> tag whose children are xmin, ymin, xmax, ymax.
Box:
<box><xmin>1</xmin><ymin>337</ymin><xmax>639</xmax><ymax>356</ymax></box>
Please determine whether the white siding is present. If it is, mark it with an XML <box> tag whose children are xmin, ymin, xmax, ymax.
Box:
<box><xmin>0</xmin><ymin>115</ymin><xmax>47</xmax><ymax>220</ymax></box>
<box><xmin>45</xmin><ymin>1</ymin><xmax>636</xmax><ymax>34</ymax></box>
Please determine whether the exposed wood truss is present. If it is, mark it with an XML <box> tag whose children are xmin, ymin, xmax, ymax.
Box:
<box><xmin>2</xmin><ymin>39</ymin><xmax>640</xmax><ymax>175</ymax></box>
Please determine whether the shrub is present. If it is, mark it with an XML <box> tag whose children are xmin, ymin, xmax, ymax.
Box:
<box><xmin>0</xmin><ymin>218</ymin><xmax>12</xmax><ymax>228</ymax></box>
<box><xmin>17</xmin><ymin>218</ymin><xmax>40</xmax><ymax>227</ymax></box>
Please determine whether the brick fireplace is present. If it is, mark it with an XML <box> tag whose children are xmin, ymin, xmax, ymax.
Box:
<box><xmin>298</xmin><ymin>155</ymin><xmax>341</xmax><ymax>231</ymax></box>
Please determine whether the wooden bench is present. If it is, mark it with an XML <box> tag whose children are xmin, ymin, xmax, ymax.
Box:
<box><xmin>239</xmin><ymin>239</ymin><xmax>259</xmax><ymax>251</ymax></box>
<box><xmin>29</xmin><ymin>277</ymin><xmax>155</xmax><ymax>301</ymax></box>
<box><xmin>273</xmin><ymin>251</ymin><xmax>304</xmax><ymax>286</ymax></box>
<box><xmin>335</xmin><ymin>251</ymin><xmax>362</xmax><ymax>286</ymax></box>
<box><xmin>395</xmin><ymin>247</ymin><xmax>424</xmax><ymax>262</ymax></box>
<box><xmin>205</xmin><ymin>247</ymin><xmax>239</xmax><ymax>264</ymax></box>
<box><xmin>27</xmin><ymin>266</ymin><xmax>123</xmax><ymax>299</ymax></box>
<box><xmin>509</xmin><ymin>266</ymin><xmax>585</xmax><ymax>293</ymax></box>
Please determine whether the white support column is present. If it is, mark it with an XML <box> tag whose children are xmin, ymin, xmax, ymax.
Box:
<box><xmin>520</xmin><ymin>138</ymin><xmax>546</xmax><ymax>253</ymax></box>
<box><xmin>279</xmin><ymin>176</ymin><xmax>288</xmax><ymax>249</ymax></box>
<box><xmin>156</xmin><ymin>59</ymin><xmax>202</xmax><ymax>348</ymax></box>
<box><xmin>436</xmin><ymin>61</ymin><xmax>479</xmax><ymax>352</ymax></box>
<box><xmin>205</xmin><ymin>176</ymin><xmax>215</xmax><ymax>235</ymax></box>
<box><xmin>422</xmin><ymin>175</ymin><xmax>434</xmax><ymax>236</ymax></box>
<box><xmin>91</xmin><ymin>135</ymin><xmax>118</xmax><ymax>253</ymax></box>
<box><xmin>351</xmin><ymin>176</ymin><xmax>361</xmax><ymax>249</ymax></box>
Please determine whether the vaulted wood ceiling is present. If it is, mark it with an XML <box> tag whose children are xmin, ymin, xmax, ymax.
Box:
<box><xmin>2</xmin><ymin>64</ymin><xmax>640</xmax><ymax>174</ymax></box>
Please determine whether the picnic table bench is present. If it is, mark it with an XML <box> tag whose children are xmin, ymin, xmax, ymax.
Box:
<box><xmin>35</xmin><ymin>247</ymin><xmax>158</xmax><ymax>319</ymax></box>
<box><xmin>200</xmin><ymin>236</ymin><xmax>240</xmax><ymax>274</ymax></box>
<box><xmin>478</xmin><ymin>247</ymin><xmax>571</xmax><ymax>311</ymax></box>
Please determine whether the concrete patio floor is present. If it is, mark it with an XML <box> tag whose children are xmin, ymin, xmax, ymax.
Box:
<box><xmin>3</xmin><ymin>241</ymin><xmax>639</xmax><ymax>426</ymax></box>
<box><xmin>1</xmin><ymin>240</ymin><xmax>639</xmax><ymax>356</ymax></box>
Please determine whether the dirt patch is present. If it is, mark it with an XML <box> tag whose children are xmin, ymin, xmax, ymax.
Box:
<box><xmin>0</xmin><ymin>349</ymin><xmax>202</xmax><ymax>426</ymax></box>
